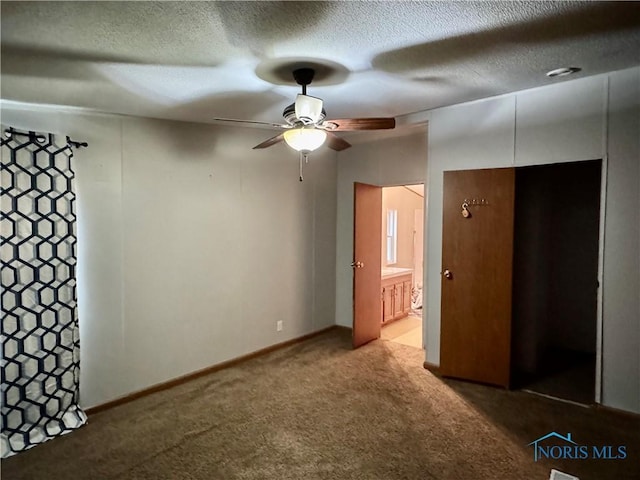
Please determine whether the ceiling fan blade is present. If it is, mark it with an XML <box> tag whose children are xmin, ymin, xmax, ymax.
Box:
<box><xmin>212</xmin><ymin>118</ymin><xmax>289</xmax><ymax>129</ymax></box>
<box><xmin>325</xmin><ymin>132</ymin><xmax>351</xmax><ymax>152</ymax></box>
<box><xmin>295</xmin><ymin>94</ymin><xmax>323</xmax><ymax>124</ymax></box>
<box><xmin>320</xmin><ymin>117</ymin><xmax>396</xmax><ymax>131</ymax></box>
<box><xmin>252</xmin><ymin>133</ymin><xmax>285</xmax><ymax>150</ymax></box>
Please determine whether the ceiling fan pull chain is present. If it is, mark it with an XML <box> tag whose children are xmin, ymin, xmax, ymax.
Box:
<box><xmin>299</xmin><ymin>151</ymin><xmax>304</xmax><ymax>182</ymax></box>
<box><xmin>299</xmin><ymin>151</ymin><xmax>311</xmax><ymax>181</ymax></box>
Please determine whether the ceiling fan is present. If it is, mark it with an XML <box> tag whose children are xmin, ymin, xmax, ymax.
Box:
<box><xmin>213</xmin><ymin>68</ymin><xmax>396</xmax><ymax>153</ymax></box>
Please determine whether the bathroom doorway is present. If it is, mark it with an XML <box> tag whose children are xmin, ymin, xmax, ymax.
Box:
<box><xmin>379</xmin><ymin>184</ymin><xmax>425</xmax><ymax>349</ymax></box>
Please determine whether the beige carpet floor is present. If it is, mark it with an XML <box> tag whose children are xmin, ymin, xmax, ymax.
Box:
<box><xmin>2</xmin><ymin>328</ymin><xmax>638</xmax><ymax>480</ymax></box>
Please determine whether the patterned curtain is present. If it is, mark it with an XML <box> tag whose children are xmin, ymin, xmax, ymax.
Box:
<box><xmin>1</xmin><ymin>127</ymin><xmax>87</xmax><ymax>457</ymax></box>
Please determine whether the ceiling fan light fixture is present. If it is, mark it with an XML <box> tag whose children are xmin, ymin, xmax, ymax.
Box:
<box><xmin>283</xmin><ymin>127</ymin><xmax>327</xmax><ymax>152</ymax></box>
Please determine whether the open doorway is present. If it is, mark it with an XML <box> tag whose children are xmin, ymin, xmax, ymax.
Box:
<box><xmin>511</xmin><ymin>160</ymin><xmax>601</xmax><ymax>405</ymax></box>
<box><xmin>379</xmin><ymin>185</ymin><xmax>424</xmax><ymax>349</ymax></box>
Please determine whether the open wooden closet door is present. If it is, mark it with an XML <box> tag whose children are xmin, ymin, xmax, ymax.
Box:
<box><xmin>440</xmin><ymin>168</ymin><xmax>515</xmax><ymax>387</ymax></box>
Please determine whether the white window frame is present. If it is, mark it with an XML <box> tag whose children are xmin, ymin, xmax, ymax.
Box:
<box><xmin>386</xmin><ymin>209</ymin><xmax>398</xmax><ymax>265</ymax></box>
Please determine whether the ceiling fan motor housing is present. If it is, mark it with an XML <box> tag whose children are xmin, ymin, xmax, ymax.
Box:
<box><xmin>283</xmin><ymin>103</ymin><xmax>326</xmax><ymax>125</ymax></box>
<box><xmin>284</xmin><ymin>68</ymin><xmax>326</xmax><ymax>125</ymax></box>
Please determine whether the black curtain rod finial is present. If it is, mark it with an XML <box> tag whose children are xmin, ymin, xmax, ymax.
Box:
<box><xmin>66</xmin><ymin>136</ymin><xmax>88</xmax><ymax>149</ymax></box>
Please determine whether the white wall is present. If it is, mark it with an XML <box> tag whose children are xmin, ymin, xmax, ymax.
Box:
<box><xmin>602</xmin><ymin>68</ymin><xmax>640</xmax><ymax>413</ymax></box>
<box><xmin>0</xmin><ymin>103</ymin><xmax>337</xmax><ymax>408</ymax></box>
<box><xmin>335</xmin><ymin>131</ymin><xmax>427</xmax><ymax>327</ymax></box>
<box><xmin>423</xmin><ymin>67</ymin><xmax>640</xmax><ymax>414</ymax></box>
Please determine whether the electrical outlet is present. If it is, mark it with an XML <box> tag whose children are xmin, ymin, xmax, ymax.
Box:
<box><xmin>276</xmin><ymin>320</ymin><xmax>283</xmax><ymax>332</ymax></box>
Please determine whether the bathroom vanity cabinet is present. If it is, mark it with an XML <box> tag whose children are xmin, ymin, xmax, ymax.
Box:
<box><xmin>381</xmin><ymin>268</ymin><xmax>413</xmax><ymax>324</ymax></box>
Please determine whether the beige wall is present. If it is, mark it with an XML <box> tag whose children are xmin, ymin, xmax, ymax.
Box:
<box><xmin>381</xmin><ymin>186</ymin><xmax>424</xmax><ymax>269</ymax></box>
<box><xmin>1</xmin><ymin>102</ymin><xmax>338</xmax><ymax>409</ymax></box>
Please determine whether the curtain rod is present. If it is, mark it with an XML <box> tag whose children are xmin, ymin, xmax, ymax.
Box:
<box><xmin>3</xmin><ymin>127</ymin><xmax>88</xmax><ymax>149</ymax></box>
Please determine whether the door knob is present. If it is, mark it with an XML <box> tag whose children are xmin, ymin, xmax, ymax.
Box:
<box><xmin>443</xmin><ymin>269</ymin><xmax>453</xmax><ymax>279</ymax></box>
<box><xmin>351</xmin><ymin>261</ymin><xmax>364</xmax><ymax>268</ymax></box>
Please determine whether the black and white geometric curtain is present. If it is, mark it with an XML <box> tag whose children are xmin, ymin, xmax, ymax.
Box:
<box><xmin>1</xmin><ymin>127</ymin><xmax>87</xmax><ymax>457</ymax></box>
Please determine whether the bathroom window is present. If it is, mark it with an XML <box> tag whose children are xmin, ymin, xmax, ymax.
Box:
<box><xmin>386</xmin><ymin>209</ymin><xmax>398</xmax><ymax>265</ymax></box>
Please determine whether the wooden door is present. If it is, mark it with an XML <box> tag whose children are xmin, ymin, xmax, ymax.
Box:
<box><xmin>353</xmin><ymin>182</ymin><xmax>382</xmax><ymax>348</ymax></box>
<box><xmin>440</xmin><ymin>168</ymin><xmax>515</xmax><ymax>387</ymax></box>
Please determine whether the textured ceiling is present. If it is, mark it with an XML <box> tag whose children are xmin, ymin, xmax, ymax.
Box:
<box><xmin>2</xmin><ymin>1</ymin><xmax>640</xmax><ymax>131</ymax></box>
